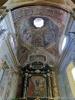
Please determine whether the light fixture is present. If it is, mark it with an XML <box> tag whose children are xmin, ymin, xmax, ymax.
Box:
<box><xmin>72</xmin><ymin>67</ymin><xmax>75</xmax><ymax>81</ymax></box>
<box><xmin>61</xmin><ymin>36</ymin><xmax>67</xmax><ymax>51</ymax></box>
<box><xmin>33</xmin><ymin>18</ymin><xmax>44</xmax><ymax>28</ymax></box>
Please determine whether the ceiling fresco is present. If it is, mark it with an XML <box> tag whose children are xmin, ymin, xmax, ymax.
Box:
<box><xmin>11</xmin><ymin>6</ymin><xmax>69</xmax><ymax>64</ymax></box>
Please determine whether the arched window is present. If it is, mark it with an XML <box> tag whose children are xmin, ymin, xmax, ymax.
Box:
<box><xmin>66</xmin><ymin>62</ymin><xmax>75</xmax><ymax>97</ymax></box>
<box><xmin>72</xmin><ymin>67</ymin><xmax>75</xmax><ymax>81</ymax></box>
<box><xmin>59</xmin><ymin>35</ymin><xmax>68</xmax><ymax>54</ymax></box>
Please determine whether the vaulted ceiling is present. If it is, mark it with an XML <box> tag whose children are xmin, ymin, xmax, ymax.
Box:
<box><xmin>2</xmin><ymin>0</ymin><xmax>75</xmax><ymax>65</ymax></box>
<box><xmin>11</xmin><ymin>6</ymin><xmax>70</xmax><ymax>65</ymax></box>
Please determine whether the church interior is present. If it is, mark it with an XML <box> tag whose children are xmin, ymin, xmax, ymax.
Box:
<box><xmin>0</xmin><ymin>0</ymin><xmax>75</xmax><ymax>100</ymax></box>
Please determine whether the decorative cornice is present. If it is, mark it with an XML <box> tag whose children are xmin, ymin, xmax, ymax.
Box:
<box><xmin>71</xmin><ymin>0</ymin><xmax>75</xmax><ymax>3</ymax></box>
<box><xmin>0</xmin><ymin>0</ymin><xmax>7</xmax><ymax>7</ymax></box>
<box><xmin>4</xmin><ymin>0</ymin><xmax>73</xmax><ymax>12</ymax></box>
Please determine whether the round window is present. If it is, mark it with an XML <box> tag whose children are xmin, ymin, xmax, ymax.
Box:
<box><xmin>33</xmin><ymin>18</ymin><xmax>44</xmax><ymax>28</ymax></box>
